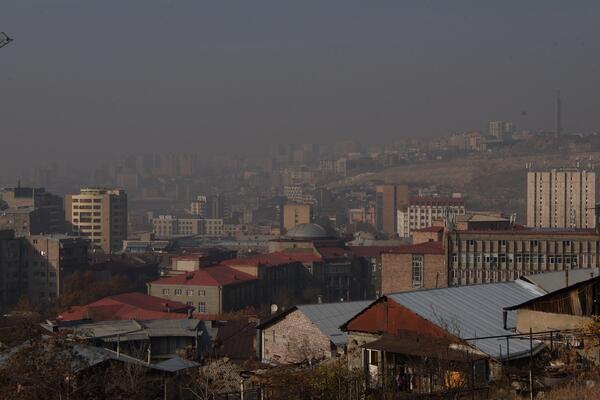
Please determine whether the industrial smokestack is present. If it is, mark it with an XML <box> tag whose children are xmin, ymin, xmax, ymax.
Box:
<box><xmin>556</xmin><ymin>90</ymin><xmax>562</xmax><ymax>137</ymax></box>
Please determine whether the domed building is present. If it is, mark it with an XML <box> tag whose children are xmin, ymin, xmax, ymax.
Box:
<box><xmin>284</xmin><ymin>223</ymin><xmax>335</xmax><ymax>241</ymax></box>
<box><xmin>266</xmin><ymin>223</ymin><xmax>371</xmax><ymax>302</ymax></box>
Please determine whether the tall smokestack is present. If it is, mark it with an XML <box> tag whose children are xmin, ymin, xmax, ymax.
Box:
<box><xmin>555</xmin><ymin>90</ymin><xmax>562</xmax><ymax>137</ymax></box>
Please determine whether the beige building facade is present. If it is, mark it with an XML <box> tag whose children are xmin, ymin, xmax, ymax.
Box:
<box><xmin>65</xmin><ymin>188</ymin><xmax>128</xmax><ymax>253</ymax></box>
<box><xmin>281</xmin><ymin>203</ymin><xmax>311</xmax><ymax>233</ymax></box>
<box><xmin>526</xmin><ymin>169</ymin><xmax>596</xmax><ymax>229</ymax></box>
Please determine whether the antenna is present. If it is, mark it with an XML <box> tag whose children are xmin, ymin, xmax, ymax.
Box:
<box><xmin>0</xmin><ymin>32</ymin><xmax>13</xmax><ymax>49</ymax></box>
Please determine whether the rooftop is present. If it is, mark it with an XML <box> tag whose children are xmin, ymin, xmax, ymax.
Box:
<box><xmin>150</xmin><ymin>265</ymin><xmax>256</xmax><ymax>287</ymax></box>
<box><xmin>384</xmin><ymin>241</ymin><xmax>446</xmax><ymax>255</ymax></box>
<box><xmin>386</xmin><ymin>280</ymin><xmax>547</xmax><ymax>360</ymax></box>
<box><xmin>520</xmin><ymin>268</ymin><xmax>600</xmax><ymax>294</ymax></box>
<box><xmin>57</xmin><ymin>292</ymin><xmax>193</xmax><ymax>322</ymax></box>
<box><xmin>258</xmin><ymin>300</ymin><xmax>371</xmax><ymax>347</ymax></box>
<box><xmin>285</xmin><ymin>223</ymin><xmax>333</xmax><ymax>239</ymax></box>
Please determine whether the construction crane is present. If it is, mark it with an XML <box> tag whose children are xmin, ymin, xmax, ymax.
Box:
<box><xmin>0</xmin><ymin>32</ymin><xmax>14</xmax><ymax>49</ymax></box>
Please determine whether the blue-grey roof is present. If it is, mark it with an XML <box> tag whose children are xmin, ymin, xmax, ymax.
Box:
<box><xmin>285</xmin><ymin>223</ymin><xmax>332</xmax><ymax>239</ymax></box>
<box><xmin>388</xmin><ymin>280</ymin><xmax>547</xmax><ymax>360</ymax></box>
<box><xmin>297</xmin><ymin>301</ymin><xmax>371</xmax><ymax>347</ymax></box>
<box><xmin>522</xmin><ymin>268</ymin><xmax>600</xmax><ymax>294</ymax></box>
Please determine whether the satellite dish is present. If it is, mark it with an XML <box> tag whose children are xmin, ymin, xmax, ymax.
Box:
<box><xmin>270</xmin><ymin>304</ymin><xmax>278</xmax><ymax>314</ymax></box>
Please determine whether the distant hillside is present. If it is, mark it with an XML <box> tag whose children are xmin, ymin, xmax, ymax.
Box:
<box><xmin>329</xmin><ymin>139</ymin><xmax>600</xmax><ymax>224</ymax></box>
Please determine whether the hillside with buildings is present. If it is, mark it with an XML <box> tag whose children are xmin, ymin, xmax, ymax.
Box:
<box><xmin>329</xmin><ymin>143</ymin><xmax>600</xmax><ymax>222</ymax></box>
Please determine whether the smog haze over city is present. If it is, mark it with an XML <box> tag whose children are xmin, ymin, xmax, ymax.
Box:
<box><xmin>4</xmin><ymin>3</ymin><xmax>600</xmax><ymax>399</ymax></box>
<box><xmin>2</xmin><ymin>1</ymin><xmax>600</xmax><ymax>170</ymax></box>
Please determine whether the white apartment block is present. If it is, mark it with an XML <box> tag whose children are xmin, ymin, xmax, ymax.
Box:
<box><xmin>397</xmin><ymin>196</ymin><xmax>466</xmax><ymax>238</ymax></box>
<box><xmin>527</xmin><ymin>169</ymin><xmax>596</xmax><ymax>229</ymax></box>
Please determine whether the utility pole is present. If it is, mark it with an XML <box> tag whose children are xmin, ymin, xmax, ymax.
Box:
<box><xmin>0</xmin><ymin>32</ymin><xmax>13</xmax><ymax>49</ymax></box>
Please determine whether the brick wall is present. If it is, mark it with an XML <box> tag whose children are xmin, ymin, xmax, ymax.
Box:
<box><xmin>261</xmin><ymin>309</ymin><xmax>333</xmax><ymax>364</ymax></box>
<box><xmin>381</xmin><ymin>252</ymin><xmax>447</xmax><ymax>294</ymax></box>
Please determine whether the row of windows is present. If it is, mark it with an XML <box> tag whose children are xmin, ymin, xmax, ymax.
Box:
<box><xmin>452</xmin><ymin>253</ymin><xmax>581</xmax><ymax>264</ymax></box>
<box><xmin>162</xmin><ymin>288</ymin><xmax>206</xmax><ymax>296</ymax></box>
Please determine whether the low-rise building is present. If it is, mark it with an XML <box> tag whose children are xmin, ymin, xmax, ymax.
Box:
<box><xmin>256</xmin><ymin>301</ymin><xmax>370</xmax><ymax>365</ymax></box>
<box><xmin>57</xmin><ymin>292</ymin><xmax>194</xmax><ymax>322</ymax></box>
<box><xmin>147</xmin><ymin>265</ymin><xmax>257</xmax><ymax>315</ymax></box>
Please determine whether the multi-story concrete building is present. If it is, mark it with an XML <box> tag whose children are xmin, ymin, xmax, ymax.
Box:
<box><xmin>526</xmin><ymin>169</ymin><xmax>596</xmax><ymax>229</ymax></box>
<box><xmin>190</xmin><ymin>195</ymin><xmax>207</xmax><ymax>217</ymax></box>
<box><xmin>375</xmin><ymin>185</ymin><xmax>409</xmax><ymax>236</ymax></box>
<box><xmin>0</xmin><ymin>230</ymin><xmax>23</xmax><ymax>307</ymax></box>
<box><xmin>152</xmin><ymin>215</ymin><xmax>205</xmax><ymax>239</ymax></box>
<box><xmin>0</xmin><ymin>186</ymin><xmax>66</xmax><ymax>234</ymax></box>
<box><xmin>65</xmin><ymin>188</ymin><xmax>128</xmax><ymax>253</ymax></box>
<box><xmin>0</xmin><ymin>230</ymin><xmax>89</xmax><ymax>306</ymax></box>
<box><xmin>26</xmin><ymin>234</ymin><xmax>90</xmax><ymax>300</ymax></box>
<box><xmin>397</xmin><ymin>196</ymin><xmax>466</xmax><ymax>238</ymax></box>
<box><xmin>281</xmin><ymin>203</ymin><xmax>311</xmax><ymax>234</ymax></box>
<box><xmin>147</xmin><ymin>265</ymin><xmax>257</xmax><ymax>315</ymax></box>
<box><xmin>488</xmin><ymin>120</ymin><xmax>515</xmax><ymax>140</ymax></box>
<box><xmin>448</xmin><ymin>228</ymin><xmax>600</xmax><ymax>287</ymax></box>
<box><xmin>381</xmin><ymin>223</ymin><xmax>600</xmax><ymax>293</ymax></box>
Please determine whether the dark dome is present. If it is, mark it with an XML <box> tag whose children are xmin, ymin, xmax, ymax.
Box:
<box><xmin>285</xmin><ymin>223</ymin><xmax>332</xmax><ymax>239</ymax></box>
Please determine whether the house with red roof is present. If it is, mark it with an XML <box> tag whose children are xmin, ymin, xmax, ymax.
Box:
<box><xmin>57</xmin><ymin>292</ymin><xmax>194</xmax><ymax>322</ymax></box>
<box><xmin>147</xmin><ymin>265</ymin><xmax>258</xmax><ymax>315</ymax></box>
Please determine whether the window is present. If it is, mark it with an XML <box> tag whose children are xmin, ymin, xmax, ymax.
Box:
<box><xmin>411</xmin><ymin>255</ymin><xmax>423</xmax><ymax>288</ymax></box>
<box><xmin>187</xmin><ymin>289</ymin><xmax>194</xmax><ymax>296</ymax></box>
<box><xmin>198</xmin><ymin>302</ymin><xmax>206</xmax><ymax>313</ymax></box>
<box><xmin>368</xmin><ymin>349</ymin><xmax>379</xmax><ymax>366</ymax></box>
<box><xmin>198</xmin><ymin>289</ymin><xmax>206</xmax><ymax>296</ymax></box>
<box><xmin>174</xmin><ymin>289</ymin><xmax>182</xmax><ymax>296</ymax></box>
<box><xmin>162</xmin><ymin>289</ymin><xmax>170</xmax><ymax>296</ymax></box>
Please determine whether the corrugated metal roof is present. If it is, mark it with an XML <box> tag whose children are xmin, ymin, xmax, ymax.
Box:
<box><xmin>388</xmin><ymin>281</ymin><xmax>547</xmax><ymax>360</ymax></box>
<box><xmin>297</xmin><ymin>301</ymin><xmax>371</xmax><ymax>347</ymax></box>
<box><xmin>521</xmin><ymin>268</ymin><xmax>600</xmax><ymax>293</ymax></box>
<box><xmin>53</xmin><ymin>319</ymin><xmax>201</xmax><ymax>341</ymax></box>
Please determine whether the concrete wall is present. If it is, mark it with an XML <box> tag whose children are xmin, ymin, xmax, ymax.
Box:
<box><xmin>261</xmin><ymin>309</ymin><xmax>333</xmax><ymax>364</ymax></box>
<box><xmin>516</xmin><ymin>309</ymin><xmax>592</xmax><ymax>334</ymax></box>
<box><xmin>149</xmin><ymin>284</ymin><xmax>221</xmax><ymax>314</ymax></box>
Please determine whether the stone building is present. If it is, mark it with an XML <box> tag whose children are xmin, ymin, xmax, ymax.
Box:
<box><xmin>256</xmin><ymin>301</ymin><xmax>370</xmax><ymax>365</ymax></box>
<box><xmin>147</xmin><ymin>265</ymin><xmax>257</xmax><ymax>315</ymax></box>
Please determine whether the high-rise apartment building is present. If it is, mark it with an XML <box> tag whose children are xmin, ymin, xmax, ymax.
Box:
<box><xmin>397</xmin><ymin>196</ymin><xmax>466</xmax><ymax>238</ymax></box>
<box><xmin>65</xmin><ymin>188</ymin><xmax>128</xmax><ymax>253</ymax></box>
<box><xmin>488</xmin><ymin>121</ymin><xmax>515</xmax><ymax>141</ymax></box>
<box><xmin>375</xmin><ymin>185</ymin><xmax>409</xmax><ymax>236</ymax></box>
<box><xmin>526</xmin><ymin>169</ymin><xmax>596</xmax><ymax>229</ymax></box>
<box><xmin>190</xmin><ymin>195</ymin><xmax>207</xmax><ymax>217</ymax></box>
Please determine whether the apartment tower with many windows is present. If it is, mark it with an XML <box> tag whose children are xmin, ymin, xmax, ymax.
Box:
<box><xmin>65</xmin><ymin>188</ymin><xmax>127</xmax><ymax>253</ymax></box>
<box><xmin>527</xmin><ymin>169</ymin><xmax>596</xmax><ymax>229</ymax></box>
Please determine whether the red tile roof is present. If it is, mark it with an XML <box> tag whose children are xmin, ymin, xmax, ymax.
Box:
<box><xmin>57</xmin><ymin>292</ymin><xmax>193</xmax><ymax>322</ymax></box>
<box><xmin>221</xmin><ymin>251</ymin><xmax>322</xmax><ymax>266</ymax></box>
<box><xmin>414</xmin><ymin>226</ymin><xmax>445</xmax><ymax>233</ymax></box>
<box><xmin>349</xmin><ymin>246</ymin><xmax>401</xmax><ymax>258</ymax></box>
<box><xmin>385</xmin><ymin>241</ymin><xmax>446</xmax><ymax>255</ymax></box>
<box><xmin>150</xmin><ymin>265</ymin><xmax>257</xmax><ymax>287</ymax></box>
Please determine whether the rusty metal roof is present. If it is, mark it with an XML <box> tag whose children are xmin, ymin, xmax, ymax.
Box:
<box><xmin>388</xmin><ymin>280</ymin><xmax>546</xmax><ymax>360</ymax></box>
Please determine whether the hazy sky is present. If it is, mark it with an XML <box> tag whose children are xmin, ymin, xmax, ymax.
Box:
<box><xmin>2</xmin><ymin>1</ymin><xmax>600</xmax><ymax>167</ymax></box>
